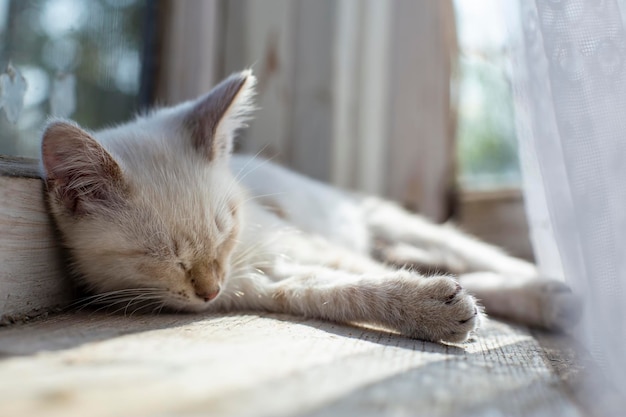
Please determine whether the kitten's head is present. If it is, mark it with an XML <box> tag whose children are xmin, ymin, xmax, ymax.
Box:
<box><xmin>41</xmin><ymin>71</ymin><xmax>256</xmax><ymax>312</ymax></box>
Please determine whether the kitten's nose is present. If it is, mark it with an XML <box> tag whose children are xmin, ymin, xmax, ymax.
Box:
<box><xmin>195</xmin><ymin>287</ymin><xmax>220</xmax><ymax>302</ymax></box>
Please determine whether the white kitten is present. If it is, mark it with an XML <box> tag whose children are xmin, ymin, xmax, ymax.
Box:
<box><xmin>40</xmin><ymin>70</ymin><xmax>578</xmax><ymax>344</ymax></box>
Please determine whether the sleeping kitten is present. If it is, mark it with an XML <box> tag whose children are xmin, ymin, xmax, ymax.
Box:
<box><xmin>40</xmin><ymin>70</ymin><xmax>579</xmax><ymax>344</ymax></box>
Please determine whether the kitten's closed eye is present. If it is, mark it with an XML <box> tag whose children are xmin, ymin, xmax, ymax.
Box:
<box><xmin>177</xmin><ymin>261</ymin><xmax>189</xmax><ymax>272</ymax></box>
<box><xmin>212</xmin><ymin>208</ymin><xmax>237</xmax><ymax>235</ymax></box>
<box><xmin>215</xmin><ymin>217</ymin><xmax>226</xmax><ymax>233</ymax></box>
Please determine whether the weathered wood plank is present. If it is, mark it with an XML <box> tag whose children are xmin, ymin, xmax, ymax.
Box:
<box><xmin>0</xmin><ymin>155</ymin><xmax>40</xmax><ymax>178</ymax></box>
<box><xmin>385</xmin><ymin>0</ymin><xmax>457</xmax><ymax>222</ymax></box>
<box><xmin>0</xmin><ymin>313</ymin><xmax>584</xmax><ymax>417</ymax></box>
<box><xmin>289</xmin><ymin>0</ymin><xmax>336</xmax><ymax>183</ymax></box>
<box><xmin>156</xmin><ymin>0</ymin><xmax>223</xmax><ymax>104</ymax></box>
<box><xmin>458</xmin><ymin>189</ymin><xmax>534</xmax><ymax>261</ymax></box>
<box><xmin>222</xmin><ymin>0</ymin><xmax>297</xmax><ymax>163</ymax></box>
<box><xmin>0</xmin><ymin>175</ymin><xmax>71</xmax><ymax>323</ymax></box>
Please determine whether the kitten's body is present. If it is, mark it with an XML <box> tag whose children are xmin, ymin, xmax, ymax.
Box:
<box><xmin>41</xmin><ymin>71</ymin><xmax>578</xmax><ymax>344</ymax></box>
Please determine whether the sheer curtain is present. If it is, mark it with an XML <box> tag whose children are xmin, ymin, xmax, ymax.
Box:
<box><xmin>510</xmin><ymin>0</ymin><xmax>626</xmax><ymax>408</ymax></box>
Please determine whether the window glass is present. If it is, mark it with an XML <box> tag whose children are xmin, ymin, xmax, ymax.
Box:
<box><xmin>0</xmin><ymin>0</ymin><xmax>146</xmax><ymax>157</ymax></box>
<box><xmin>454</xmin><ymin>0</ymin><xmax>521</xmax><ymax>190</ymax></box>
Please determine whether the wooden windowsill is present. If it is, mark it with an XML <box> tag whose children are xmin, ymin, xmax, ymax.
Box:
<box><xmin>0</xmin><ymin>155</ymin><xmax>40</xmax><ymax>178</ymax></box>
<box><xmin>460</xmin><ymin>187</ymin><xmax>523</xmax><ymax>203</ymax></box>
<box><xmin>0</xmin><ymin>156</ymin><xmax>71</xmax><ymax>324</ymax></box>
<box><xmin>0</xmin><ymin>310</ymin><xmax>597</xmax><ymax>417</ymax></box>
<box><xmin>457</xmin><ymin>186</ymin><xmax>533</xmax><ymax>261</ymax></box>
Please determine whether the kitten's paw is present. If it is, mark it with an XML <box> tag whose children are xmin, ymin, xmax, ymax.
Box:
<box><xmin>535</xmin><ymin>280</ymin><xmax>582</xmax><ymax>331</ymax></box>
<box><xmin>459</xmin><ymin>272</ymin><xmax>582</xmax><ymax>331</ymax></box>
<box><xmin>394</xmin><ymin>274</ymin><xmax>482</xmax><ymax>344</ymax></box>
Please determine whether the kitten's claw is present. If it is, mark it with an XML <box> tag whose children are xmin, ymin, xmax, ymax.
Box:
<box><xmin>393</xmin><ymin>274</ymin><xmax>482</xmax><ymax>344</ymax></box>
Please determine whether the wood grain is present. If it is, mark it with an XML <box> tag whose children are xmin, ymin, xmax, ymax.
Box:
<box><xmin>288</xmin><ymin>0</ymin><xmax>336</xmax><ymax>183</ymax></box>
<box><xmin>0</xmin><ymin>175</ymin><xmax>71</xmax><ymax>323</ymax></box>
<box><xmin>0</xmin><ymin>156</ymin><xmax>40</xmax><ymax>178</ymax></box>
<box><xmin>156</xmin><ymin>0</ymin><xmax>222</xmax><ymax>104</ymax></box>
<box><xmin>385</xmin><ymin>0</ymin><xmax>457</xmax><ymax>222</ymax></box>
<box><xmin>458</xmin><ymin>189</ymin><xmax>534</xmax><ymax>261</ymax></box>
<box><xmin>222</xmin><ymin>0</ymin><xmax>297</xmax><ymax>164</ymax></box>
<box><xmin>0</xmin><ymin>313</ymin><xmax>586</xmax><ymax>417</ymax></box>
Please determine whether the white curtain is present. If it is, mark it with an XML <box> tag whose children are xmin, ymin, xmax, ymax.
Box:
<box><xmin>511</xmin><ymin>0</ymin><xmax>626</xmax><ymax>408</ymax></box>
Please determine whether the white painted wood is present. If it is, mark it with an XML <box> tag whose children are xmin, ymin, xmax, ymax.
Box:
<box><xmin>289</xmin><ymin>0</ymin><xmax>336</xmax><ymax>182</ymax></box>
<box><xmin>222</xmin><ymin>0</ymin><xmax>297</xmax><ymax>162</ymax></box>
<box><xmin>332</xmin><ymin>0</ymin><xmax>361</xmax><ymax>189</ymax></box>
<box><xmin>0</xmin><ymin>176</ymin><xmax>71</xmax><ymax>322</ymax></box>
<box><xmin>385</xmin><ymin>0</ymin><xmax>457</xmax><ymax>221</ymax></box>
<box><xmin>354</xmin><ymin>0</ymin><xmax>391</xmax><ymax>196</ymax></box>
<box><xmin>157</xmin><ymin>0</ymin><xmax>222</xmax><ymax>104</ymax></box>
<box><xmin>331</xmin><ymin>0</ymin><xmax>392</xmax><ymax>195</ymax></box>
<box><xmin>0</xmin><ymin>313</ymin><xmax>586</xmax><ymax>417</ymax></box>
<box><xmin>221</xmin><ymin>0</ymin><xmax>338</xmax><ymax>175</ymax></box>
<box><xmin>332</xmin><ymin>0</ymin><xmax>455</xmax><ymax>216</ymax></box>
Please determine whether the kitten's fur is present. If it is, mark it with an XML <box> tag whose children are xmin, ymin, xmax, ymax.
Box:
<box><xmin>41</xmin><ymin>71</ymin><xmax>579</xmax><ymax>344</ymax></box>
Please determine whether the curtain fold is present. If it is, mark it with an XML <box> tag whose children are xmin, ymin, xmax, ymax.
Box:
<box><xmin>511</xmin><ymin>0</ymin><xmax>626</xmax><ymax>403</ymax></box>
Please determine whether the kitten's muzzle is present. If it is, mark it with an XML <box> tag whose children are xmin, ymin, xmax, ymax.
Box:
<box><xmin>195</xmin><ymin>286</ymin><xmax>221</xmax><ymax>302</ymax></box>
<box><xmin>190</xmin><ymin>264</ymin><xmax>224</xmax><ymax>302</ymax></box>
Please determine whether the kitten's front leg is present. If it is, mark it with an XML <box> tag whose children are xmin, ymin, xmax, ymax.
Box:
<box><xmin>243</xmin><ymin>265</ymin><xmax>481</xmax><ymax>343</ymax></box>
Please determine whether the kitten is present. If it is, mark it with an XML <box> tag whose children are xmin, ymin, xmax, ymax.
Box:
<box><xmin>40</xmin><ymin>70</ymin><xmax>579</xmax><ymax>344</ymax></box>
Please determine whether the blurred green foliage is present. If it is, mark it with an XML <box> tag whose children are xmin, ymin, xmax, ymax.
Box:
<box><xmin>457</xmin><ymin>53</ymin><xmax>521</xmax><ymax>189</ymax></box>
<box><xmin>0</xmin><ymin>0</ymin><xmax>145</xmax><ymax>157</ymax></box>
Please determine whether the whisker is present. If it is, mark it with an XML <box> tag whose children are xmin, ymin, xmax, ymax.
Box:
<box><xmin>109</xmin><ymin>295</ymin><xmax>159</xmax><ymax>317</ymax></box>
<box><xmin>68</xmin><ymin>288</ymin><xmax>158</xmax><ymax>308</ymax></box>
<box><xmin>210</xmin><ymin>146</ymin><xmax>272</xmax><ymax>215</ymax></box>
<box><xmin>232</xmin><ymin>145</ymin><xmax>272</xmax><ymax>183</ymax></box>
<box><xmin>129</xmin><ymin>299</ymin><xmax>166</xmax><ymax>317</ymax></box>
<box><xmin>123</xmin><ymin>294</ymin><xmax>155</xmax><ymax>316</ymax></box>
<box><xmin>75</xmin><ymin>289</ymin><xmax>166</xmax><ymax>314</ymax></box>
<box><xmin>75</xmin><ymin>290</ymin><xmax>165</xmax><ymax>310</ymax></box>
<box><xmin>242</xmin><ymin>192</ymin><xmax>287</xmax><ymax>204</ymax></box>
<box><xmin>90</xmin><ymin>298</ymin><xmax>137</xmax><ymax>315</ymax></box>
<box><xmin>151</xmin><ymin>302</ymin><xmax>167</xmax><ymax>315</ymax></box>
<box><xmin>74</xmin><ymin>287</ymin><xmax>164</xmax><ymax>300</ymax></box>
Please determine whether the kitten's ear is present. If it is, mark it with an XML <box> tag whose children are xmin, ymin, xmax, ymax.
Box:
<box><xmin>41</xmin><ymin>121</ymin><xmax>127</xmax><ymax>215</ymax></box>
<box><xmin>185</xmin><ymin>70</ymin><xmax>256</xmax><ymax>161</ymax></box>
